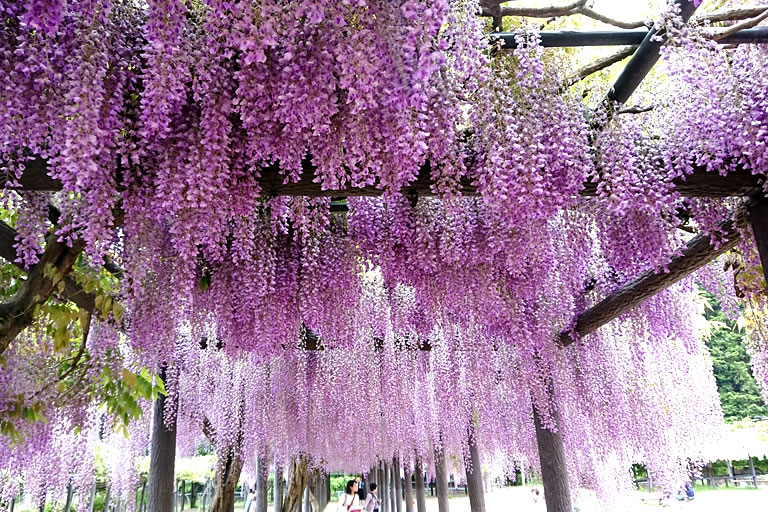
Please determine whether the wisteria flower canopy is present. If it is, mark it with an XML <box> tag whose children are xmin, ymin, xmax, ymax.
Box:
<box><xmin>0</xmin><ymin>0</ymin><xmax>767</xmax><ymax>511</ymax></box>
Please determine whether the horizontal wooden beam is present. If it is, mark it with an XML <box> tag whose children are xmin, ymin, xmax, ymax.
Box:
<box><xmin>559</xmin><ymin>198</ymin><xmax>760</xmax><ymax>346</ymax></box>
<box><xmin>8</xmin><ymin>158</ymin><xmax>765</xmax><ymax>199</ymax></box>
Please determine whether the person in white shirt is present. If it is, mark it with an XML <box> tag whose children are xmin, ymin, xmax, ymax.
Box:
<box><xmin>339</xmin><ymin>480</ymin><xmax>362</xmax><ymax>512</ymax></box>
<box><xmin>362</xmin><ymin>483</ymin><xmax>379</xmax><ymax>512</ymax></box>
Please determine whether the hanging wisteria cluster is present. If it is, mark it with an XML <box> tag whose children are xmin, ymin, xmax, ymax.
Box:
<box><xmin>1</xmin><ymin>0</ymin><xmax>767</xmax><ymax>510</ymax></box>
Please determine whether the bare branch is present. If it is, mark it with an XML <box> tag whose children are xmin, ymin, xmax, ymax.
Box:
<box><xmin>617</xmin><ymin>104</ymin><xmax>654</xmax><ymax>114</ymax></box>
<box><xmin>565</xmin><ymin>45</ymin><xmax>636</xmax><ymax>86</ymax></box>
<box><xmin>0</xmin><ymin>235</ymin><xmax>86</xmax><ymax>355</ymax></box>
<box><xmin>488</xmin><ymin>0</ymin><xmax>588</xmax><ymax>19</ymax></box>
<box><xmin>579</xmin><ymin>7</ymin><xmax>649</xmax><ymax>29</ymax></box>
<box><xmin>710</xmin><ymin>8</ymin><xmax>768</xmax><ymax>41</ymax></box>
<box><xmin>695</xmin><ymin>6</ymin><xmax>768</xmax><ymax>25</ymax></box>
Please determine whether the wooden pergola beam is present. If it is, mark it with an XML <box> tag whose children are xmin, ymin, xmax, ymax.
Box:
<box><xmin>8</xmin><ymin>157</ymin><xmax>765</xmax><ymax>198</ymax></box>
<box><xmin>558</xmin><ymin>198</ymin><xmax>760</xmax><ymax>346</ymax></box>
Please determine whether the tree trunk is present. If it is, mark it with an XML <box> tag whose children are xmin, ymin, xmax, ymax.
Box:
<box><xmin>465</xmin><ymin>431</ymin><xmax>485</xmax><ymax>512</ymax></box>
<box><xmin>414</xmin><ymin>458</ymin><xmax>426</xmax><ymax>512</ymax></box>
<box><xmin>282</xmin><ymin>456</ymin><xmax>309</xmax><ymax>512</ymax></box>
<box><xmin>434</xmin><ymin>446</ymin><xmax>449</xmax><ymax>512</ymax></box>
<box><xmin>147</xmin><ymin>366</ymin><xmax>177</xmax><ymax>512</ymax></box>
<box><xmin>207</xmin><ymin>450</ymin><xmax>244</xmax><ymax>512</ymax></box>
<box><xmin>382</xmin><ymin>461</ymin><xmax>390</xmax><ymax>512</ymax></box>
<box><xmin>403</xmin><ymin>465</ymin><xmax>413</xmax><ymax>512</ymax></box>
<box><xmin>377</xmin><ymin>462</ymin><xmax>385</xmax><ymax>512</ymax></box>
<box><xmin>275</xmin><ymin>466</ymin><xmax>284</xmax><ymax>512</ymax></box>
<box><xmin>393</xmin><ymin>458</ymin><xmax>402</xmax><ymax>512</ymax></box>
<box><xmin>388</xmin><ymin>463</ymin><xmax>395</xmax><ymax>512</ymax></box>
<box><xmin>533</xmin><ymin>406</ymin><xmax>572</xmax><ymax>512</ymax></box>
<box><xmin>256</xmin><ymin>453</ymin><xmax>269</xmax><ymax>512</ymax></box>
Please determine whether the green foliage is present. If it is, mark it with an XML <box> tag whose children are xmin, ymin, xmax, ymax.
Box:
<box><xmin>701</xmin><ymin>291</ymin><xmax>768</xmax><ymax>422</ymax></box>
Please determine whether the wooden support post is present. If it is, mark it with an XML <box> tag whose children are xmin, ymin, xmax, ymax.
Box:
<box><xmin>63</xmin><ymin>483</ymin><xmax>73</xmax><ymax>512</ymax></box>
<box><xmin>749</xmin><ymin>456</ymin><xmax>758</xmax><ymax>488</ymax></box>
<box><xmin>9</xmin><ymin>496</ymin><xmax>14</xmax><ymax>512</ymax></box>
<box><xmin>414</xmin><ymin>458</ymin><xmax>426</xmax><ymax>512</ymax></box>
<box><xmin>138</xmin><ymin>481</ymin><xmax>147</xmax><ymax>512</ymax></box>
<box><xmin>147</xmin><ymin>366</ymin><xmax>177</xmax><ymax>512</ymax></box>
<box><xmin>393</xmin><ymin>457</ymin><xmax>402</xmax><ymax>512</ymax></box>
<box><xmin>748</xmin><ymin>200</ymin><xmax>768</xmax><ymax>288</ymax></box>
<box><xmin>275</xmin><ymin>466</ymin><xmax>284</xmax><ymax>512</ymax></box>
<box><xmin>727</xmin><ymin>460</ymin><xmax>734</xmax><ymax>486</ymax></box>
<box><xmin>104</xmin><ymin>486</ymin><xmax>112</xmax><ymax>512</ymax></box>
<box><xmin>434</xmin><ymin>446</ymin><xmax>449</xmax><ymax>512</ymax></box>
<box><xmin>302</xmin><ymin>479</ymin><xmax>310</xmax><ymax>512</ymax></box>
<box><xmin>403</xmin><ymin>465</ymin><xmax>414</xmax><ymax>512</ymax></box>
<box><xmin>533</xmin><ymin>407</ymin><xmax>573</xmax><ymax>512</ymax></box>
<box><xmin>256</xmin><ymin>452</ymin><xmax>269</xmax><ymax>512</ymax></box>
<box><xmin>88</xmin><ymin>483</ymin><xmax>96</xmax><ymax>512</ymax></box>
<box><xmin>465</xmin><ymin>431</ymin><xmax>485</xmax><ymax>512</ymax></box>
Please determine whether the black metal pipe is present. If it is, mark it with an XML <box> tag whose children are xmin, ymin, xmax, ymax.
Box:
<box><xmin>607</xmin><ymin>0</ymin><xmax>699</xmax><ymax>104</ymax></box>
<box><xmin>492</xmin><ymin>29</ymin><xmax>648</xmax><ymax>48</ymax></box>
<box><xmin>492</xmin><ymin>26</ymin><xmax>768</xmax><ymax>49</ymax></box>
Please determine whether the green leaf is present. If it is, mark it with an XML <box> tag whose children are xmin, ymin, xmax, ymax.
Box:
<box><xmin>112</xmin><ymin>301</ymin><xmax>124</xmax><ymax>323</ymax></box>
<box><xmin>122</xmin><ymin>368</ymin><xmax>138</xmax><ymax>389</ymax></box>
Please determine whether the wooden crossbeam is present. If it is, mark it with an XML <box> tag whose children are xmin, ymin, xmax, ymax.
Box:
<box><xmin>559</xmin><ymin>198</ymin><xmax>760</xmax><ymax>346</ymax></box>
<box><xmin>8</xmin><ymin>157</ymin><xmax>765</xmax><ymax>198</ymax></box>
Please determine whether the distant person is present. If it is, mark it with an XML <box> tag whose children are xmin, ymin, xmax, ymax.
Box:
<box><xmin>531</xmin><ymin>488</ymin><xmax>540</xmax><ymax>503</ymax></box>
<box><xmin>684</xmin><ymin>481</ymin><xmax>694</xmax><ymax>500</ymax></box>
<box><xmin>357</xmin><ymin>476</ymin><xmax>366</xmax><ymax>501</ymax></box>
<box><xmin>363</xmin><ymin>483</ymin><xmax>380</xmax><ymax>512</ymax></box>
<box><xmin>339</xmin><ymin>480</ymin><xmax>362</xmax><ymax>512</ymax></box>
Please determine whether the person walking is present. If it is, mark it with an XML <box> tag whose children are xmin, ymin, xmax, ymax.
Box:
<box><xmin>339</xmin><ymin>480</ymin><xmax>363</xmax><ymax>512</ymax></box>
<box><xmin>362</xmin><ymin>483</ymin><xmax>379</xmax><ymax>512</ymax></box>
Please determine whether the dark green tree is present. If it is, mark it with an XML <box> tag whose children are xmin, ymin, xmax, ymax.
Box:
<box><xmin>702</xmin><ymin>291</ymin><xmax>768</xmax><ymax>422</ymax></box>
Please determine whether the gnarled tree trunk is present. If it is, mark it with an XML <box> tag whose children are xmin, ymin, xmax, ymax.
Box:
<box><xmin>282</xmin><ymin>456</ymin><xmax>309</xmax><ymax>512</ymax></box>
<box><xmin>208</xmin><ymin>450</ymin><xmax>244</xmax><ymax>512</ymax></box>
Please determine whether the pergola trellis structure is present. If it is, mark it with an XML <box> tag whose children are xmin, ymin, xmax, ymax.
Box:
<box><xmin>2</xmin><ymin>1</ymin><xmax>768</xmax><ymax>512</ymax></box>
